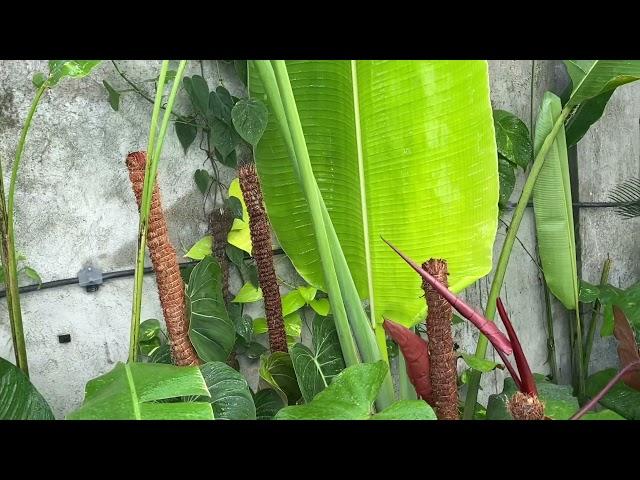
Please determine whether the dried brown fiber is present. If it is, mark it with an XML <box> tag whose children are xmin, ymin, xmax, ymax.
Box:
<box><xmin>423</xmin><ymin>259</ymin><xmax>459</xmax><ymax>420</ymax></box>
<box><xmin>238</xmin><ymin>162</ymin><xmax>287</xmax><ymax>353</ymax></box>
<box><xmin>209</xmin><ymin>208</ymin><xmax>234</xmax><ymax>303</ymax></box>
<box><xmin>126</xmin><ymin>151</ymin><xmax>200</xmax><ymax>366</ymax></box>
<box><xmin>508</xmin><ymin>391</ymin><xmax>545</xmax><ymax>420</ymax></box>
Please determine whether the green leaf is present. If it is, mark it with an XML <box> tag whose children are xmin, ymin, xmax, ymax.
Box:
<box><xmin>581</xmin><ymin>409</ymin><xmax>625</xmax><ymax>420</ymax></box>
<box><xmin>226</xmin><ymin>244</ymin><xmax>258</xmax><ymax>287</ymax></box>
<box><xmin>67</xmin><ymin>362</ymin><xmax>213</xmax><ymax>420</ymax></box>
<box><xmin>290</xmin><ymin>315</ymin><xmax>346</xmax><ymax>402</ymax></box>
<box><xmin>32</xmin><ymin>72</ymin><xmax>46</xmax><ymax>89</ymax></box>
<box><xmin>0</xmin><ymin>357</ymin><xmax>54</xmax><ymax>419</ymax></box>
<box><xmin>460</xmin><ymin>352</ymin><xmax>500</xmax><ymax>373</ymax></box>
<box><xmin>194</xmin><ymin>169</ymin><xmax>213</xmax><ymax>196</ymax></box>
<box><xmin>565</xmin><ymin>89</ymin><xmax>615</xmax><ymax>147</ymax></box>
<box><xmin>234</xmin><ymin>60</ymin><xmax>248</xmax><ymax>85</ymax></box>
<box><xmin>149</xmin><ymin>344</ymin><xmax>173</xmax><ymax>364</ymax></box>
<box><xmin>231</xmin><ymin>98</ymin><xmax>269</xmax><ymax>146</ymax></box>
<box><xmin>199</xmin><ymin>361</ymin><xmax>256</xmax><ymax>420</ymax></box>
<box><xmin>276</xmin><ymin>361</ymin><xmax>435</xmax><ymax>420</ymax></box>
<box><xmin>259</xmin><ymin>352</ymin><xmax>302</xmax><ymax>405</ymax></box>
<box><xmin>309</xmin><ymin>298</ymin><xmax>330</xmax><ymax>316</ymax></box>
<box><xmin>48</xmin><ymin>61</ymin><xmax>101</xmax><ymax>87</ymax></box>
<box><xmin>493</xmin><ymin>109</ymin><xmax>532</xmax><ymax>169</ymax></box>
<box><xmin>565</xmin><ymin>60</ymin><xmax>640</xmax><ymax>107</ymax></box>
<box><xmin>250</xmin><ymin>60</ymin><xmax>498</xmax><ymax>329</ymax></box>
<box><xmin>103</xmin><ymin>80</ymin><xmax>120</xmax><ymax>111</ymax></box>
<box><xmin>139</xmin><ymin>337</ymin><xmax>161</xmax><ymax>357</ymax></box>
<box><xmin>579</xmin><ymin>280</ymin><xmax>600</xmax><ymax>303</ymax></box>
<box><xmin>224</xmin><ymin>196</ymin><xmax>243</xmax><ymax>220</ymax></box>
<box><xmin>176</xmin><ymin>120</ymin><xmax>198</xmax><ymax>154</ymax></box>
<box><xmin>370</xmin><ymin>400</ymin><xmax>437</xmax><ymax>420</ymax></box>
<box><xmin>253</xmin><ymin>388</ymin><xmax>284</xmax><ymax>419</ymax></box>
<box><xmin>210</xmin><ymin>118</ymin><xmax>240</xmax><ymax>158</ymax></box>
<box><xmin>183</xmin><ymin>75</ymin><xmax>210</xmax><ymax>117</ymax></box>
<box><xmin>22</xmin><ymin>266</ymin><xmax>41</xmax><ymax>286</ymax></box>
<box><xmin>186</xmin><ymin>256</ymin><xmax>235</xmax><ymax>363</ymax></box>
<box><xmin>298</xmin><ymin>285</ymin><xmax>317</xmax><ymax>303</ymax></box>
<box><xmin>253</xmin><ymin>312</ymin><xmax>301</xmax><ymax>338</ymax></box>
<box><xmin>184</xmin><ymin>235</ymin><xmax>212</xmax><ymax>260</ymax></box>
<box><xmin>244</xmin><ymin>341</ymin><xmax>268</xmax><ymax>359</ymax></box>
<box><xmin>498</xmin><ymin>156</ymin><xmax>516</xmax><ymax>207</ymax></box>
<box><xmin>586</xmin><ymin>368</ymin><xmax>640</xmax><ymax>419</ymax></box>
<box><xmin>281</xmin><ymin>289</ymin><xmax>306</xmax><ymax>316</ymax></box>
<box><xmin>139</xmin><ymin>319</ymin><xmax>161</xmax><ymax>342</ymax></box>
<box><xmin>233</xmin><ymin>282</ymin><xmax>263</xmax><ymax>303</ymax></box>
<box><xmin>486</xmin><ymin>375</ymin><xmax>580</xmax><ymax>420</ymax></box>
<box><xmin>532</xmin><ymin>92</ymin><xmax>578</xmax><ymax>310</ymax></box>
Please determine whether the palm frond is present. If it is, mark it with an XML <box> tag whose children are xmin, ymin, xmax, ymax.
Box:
<box><xmin>609</xmin><ymin>177</ymin><xmax>640</xmax><ymax>219</ymax></box>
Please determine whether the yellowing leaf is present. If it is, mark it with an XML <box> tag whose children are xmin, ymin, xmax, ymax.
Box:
<box><xmin>184</xmin><ymin>235</ymin><xmax>213</xmax><ymax>260</ymax></box>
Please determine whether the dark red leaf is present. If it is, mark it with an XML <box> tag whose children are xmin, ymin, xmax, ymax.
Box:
<box><xmin>381</xmin><ymin>237</ymin><xmax>513</xmax><ymax>355</ymax></box>
<box><xmin>382</xmin><ymin>318</ymin><xmax>433</xmax><ymax>405</ymax></box>
<box><xmin>613</xmin><ymin>305</ymin><xmax>640</xmax><ymax>391</ymax></box>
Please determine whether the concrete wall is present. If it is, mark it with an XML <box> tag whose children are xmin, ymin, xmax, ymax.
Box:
<box><xmin>0</xmin><ymin>60</ymin><xmax>637</xmax><ymax>417</ymax></box>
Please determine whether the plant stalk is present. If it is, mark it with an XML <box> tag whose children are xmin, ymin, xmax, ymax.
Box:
<box><xmin>583</xmin><ymin>256</ymin><xmax>612</xmax><ymax>375</ymax></box>
<box><xmin>2</xmin><ymin>81</ymin><xmax>49</xmax><ymax>375</ymax></box>
<box><xmin>463</xmin><ymin>104</ymin><xmax>572</xmax><ymax>419</ymax></box>
<box><xmin>128</xmin><ymin>60</ymin><xmax>187</xmax><ymax>362</ymax></box>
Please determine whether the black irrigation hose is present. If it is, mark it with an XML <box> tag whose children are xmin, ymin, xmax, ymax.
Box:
<box><xmin>0</xmin><ymin>248</ymin><xmax>286</xmax><ymax>298</ymax></box>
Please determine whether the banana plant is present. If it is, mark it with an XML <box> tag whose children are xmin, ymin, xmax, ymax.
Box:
<box><xmin>250</xmin><ymin>60</ymin><xmax>499</xmax><ymax>408</ymax></box>
<box><xmin>464</xmin><ymin>60</ymin><xmax>640</xmax><ymax>417</ymax></box>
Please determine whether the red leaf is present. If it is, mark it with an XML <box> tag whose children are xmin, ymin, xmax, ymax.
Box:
<box><xmin>381</xmin><ymin>237</ymin><xmax>512</xmax><ymax>355</ymax></box>
<box><xmin>613</xmin><ymin>306</ymin><xmax>640</xmax><ymax>391</ymax></box>
<box><xmin>382</xmin><ymin>319</ymin><xmax>433</xmax><ymax>405</ymax></box>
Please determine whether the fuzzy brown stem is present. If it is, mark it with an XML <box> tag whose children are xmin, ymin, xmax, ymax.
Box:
<box><xmin>126</xmin><ymin>151</ymin><xmax>200</xmax><ymax>366</ymax></box>
<box><xmin>238</xmin><ymin>162</ymin><xmax>287</xmax><ymax>353</ymax></box>
<box><xmin>423</xmin><ymin>259</ymin><xmax>459</xmax><ymax>420</ymax></box>
<box><xmin>209</xmin><ymin>208</ymin><xmax>234</xmax><ymax>303</ymax></box>
<box><xmin>508</xmin><ymin>391</ymin><xmax>545</xmax><ymax>420</ymax></box>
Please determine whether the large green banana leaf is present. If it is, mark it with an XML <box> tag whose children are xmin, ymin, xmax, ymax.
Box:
<box><xmin>250</xmin><ymin>61</ymin><xmax>498</xmax><ymax>327</ymax></box>
<box><xmin>532</xmin><ymin>92</ymin><xmax>577</xmax><ymax>310</ymax></box>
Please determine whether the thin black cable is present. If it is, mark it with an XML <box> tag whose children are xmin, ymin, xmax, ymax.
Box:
<box><xmin>0</xmin><ymin>248</ymin><xmax>286</xmax><ymax>298</ymax></box>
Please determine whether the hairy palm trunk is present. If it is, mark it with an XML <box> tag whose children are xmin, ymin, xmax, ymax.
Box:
<box><xmin>508</xmin><ymin>392</ymin><xmax>545</xmax><ymax>420</ymax></box>
<box><xmin>209</xmin><ymin>207</ymin><xmax>239</xmax><ymax>369</ymax></box>
<box><xmin>126</xmin><ymin>151</ymin><xmax>200</xmax><ymax>366</ymax></box>
<box><xmin>238</xmin><ymin>162</ymin><xmax>287</xmax><ymax>353</ymax></box>
<box><xmin>423</xmin><ymin>259</ymin><xmax>459</xmax><ymax>420</ymax></box>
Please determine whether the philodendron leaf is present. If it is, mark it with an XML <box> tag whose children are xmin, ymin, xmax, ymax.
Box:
<box><xmin>253</xmin><ymin>388</ymin><xmax>284</xmax><ymax>419</ymax></box>
<box><xmin>233</xmin><ymin>282</ymin><xmax>263</xmax><ymax>303</ymax></box>
<box><xmin>186</xmin><ymin>256</ymin><xmax>235</xmax><ymax>363</ymax></box>
<box><xmin>102</xmin><ymin>80</ymin><xmax>120</xmax><ymax>111</ymax></box>
<box><xmin>231</xmin><ymin>98</ymin><xmax>269</xmax><ymax>145</ymax></box>
<box><xmin>309</xmin><ymin>298</ymin><xmax>330</xmax><ymax>316</ymax></box>
<box><xmin>149</xmin><ymin>344</ymin><xmax>173</xmax><ymax>364</ymax></box>
<box><xmin>253</xmin><ymin>312</ymin><xmax>301</xmax><ymax>338</ymax></box>
<box><xmin>493</xmin><ymin>110</ymin><xmax>532</xmax><ymax>170</ymax></box>
<box><xmin>199</xmin><ymin>362</ymin><xmax>256</xmax><ymax>420</ymax></box>
<box><xmin>139</xmin><ymin>319</ymin><xmax>162</xmax><ymax>342</ymax></box>
<box><xmin>498</xmin><ymin>156</ymin><xmax>516</xmax><ymax>207</ymax></box>
<box><xmin>48</xmin><ymin>61</ymin><xmax>101</xmax><ymax>87</ymax></box>
<box><xmin>281</xmin><ymin>289</ymin><xmax>306</xmax><ymax>316</ymax></box>
<box><xmin>276</xmin><ymin>361</ymin><xmax>435</xmax><ymax>420</ymax></box>
<box><xmin>0</xmin><ymin>357</ymin><xmax>54</xmax><ymax>420</ymax></box>
<box><xmin>183</xmin><ymin>75</ymin><xmax>210</xmax><ymax>117</ymax></box>
<box><xmin>460</xmin><ymin>352</ymin><xmax>500</xmax><ymax>373</ymax></box>
<box><xmin>67</xmin><ymin>362</ymin><xmax>213</xmax><ymax>420</ymax></box>
<box><xmin>486</xmin><ymin>375</ymin><xmax>579</xmax><ymax>420</ymax></box>
<box><xmin>586</xmin><ymin>368</ymin><xmax>640</xmax><ymax>420</ymax></box>
<box><xmin>176</xmin><ymin>120</ymin><xmax>198</xmax><ymax>154</ymax></box>
<box><xmin>259</xmin><ymin>352</ymin><xmax>302</xmax><ymax>405</ymax></box>
<box><xmin>290</xmin><ymin>315</ymin><xmax>346</xmax><ymax>402</ymax></box>
<box><xmin>185</xmin><ymin>235</ymin><xmax>213</xmax><ymax>260</ymax></box>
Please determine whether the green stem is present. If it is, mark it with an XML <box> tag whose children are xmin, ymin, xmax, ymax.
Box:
<box><xmin>2</xmin><ymin>82</ymin><xmax>49</xmax><ymax>375</ymax></box>
<box><xmin>128</xmin><ymin>60</ymin><xmax>187</xmax><ymax>363</ymax></box>
<box><xmin>542</xmin><ymin>274</ymin><xmax>559</xmax><ymax>383</ymax></box>
<box><xmin>462</xmin><ymin>104</ymin><xmax>572</xmax><ymax>419</ymax></box>
<box><xmin>583</xmin><ymin>256</ymin><xmax>612</xmax><ymax>376</ymax></box>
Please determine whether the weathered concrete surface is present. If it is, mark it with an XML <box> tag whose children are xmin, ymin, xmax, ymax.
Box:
<box><xmin>0</xmin><ymin>60</ymin><xmax>636</xmax><ymax>417</ymax></box>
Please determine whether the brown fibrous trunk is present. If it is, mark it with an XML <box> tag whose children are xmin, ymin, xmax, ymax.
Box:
<box><xmin>423</xmin><ymin>259</ymin><xmax>459</xmax><ymax>420</ymax></box>
<box><xmin>238</xmin><ymin>162</ymin><xmax>287</xmax><ymax>353</ymax></box>
<box><xmin>126</xmin><ymin>151</ymin><xmax>200</xmax><ymax>366</ymax></box>
<box><xmin>508</xmin><ymin>391</ymin><xmax>545</xmax><ymax>420</ymax></box>
<box><xmin>209</xmin><ymin>208</ymin><xmax>234</xmax><ymax>303</ymax></box>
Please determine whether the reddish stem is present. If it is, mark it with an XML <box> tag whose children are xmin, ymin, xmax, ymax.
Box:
<box><xmin>382</xmin><ymin>237</ymin><xmax>513</xmax><ymax>355</ymax></box>
<box><xmin>497</xmin><ymin>298</ymin><xmax>537</xmax><ymax>396</ymax></box>
<box><xmin>570</xmin><ymin>360</ymin><xmax>640</xmax><ymax>420</ymax></box>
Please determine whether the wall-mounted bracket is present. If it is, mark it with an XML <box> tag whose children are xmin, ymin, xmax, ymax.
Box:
<box><xmin>78</xmin><ymin>265</ymin><xmax>103</xmax><ymax>293</ymax></box>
